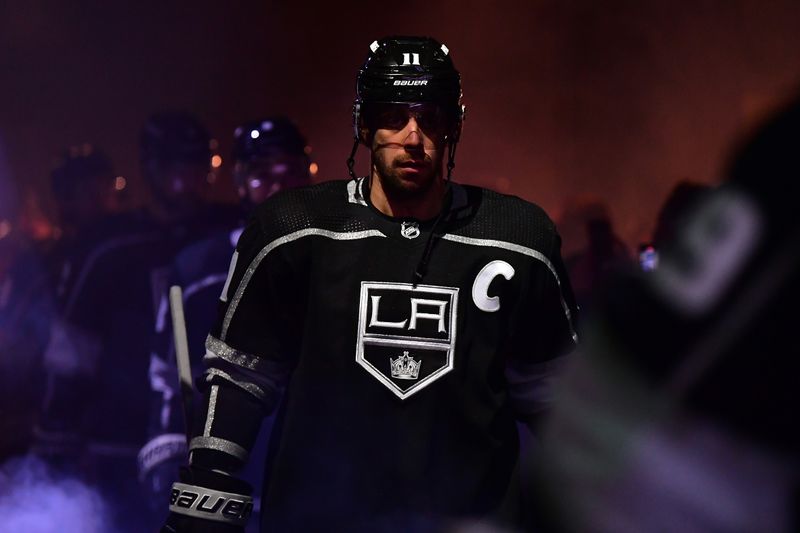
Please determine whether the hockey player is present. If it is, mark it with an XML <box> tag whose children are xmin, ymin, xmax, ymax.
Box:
<box><xmin>35</xmin><ymin>144</ymin><xmax>155</xmax><ymax>469</ymax></box>
<box><xmin>163</xmin><ymin>36</ymin><xmax>578</xmax><ymax>532</ymax></box>
<box><xmin>36</xmin><ymin>113</ymin><xmax>233</xmax><ymax>531</ymax></box>
<box><xmin>231</xmin><ymin>117</ymin><xmax>314</xmax><ymax>211</ymax></box>
<box><xmin>141</xmin><ymin>117</ymin><xmax>313</xmax><ymax>530</ymax></box>
<box><xmin>43</xmin><ymin>146</ymin><xmax>128</xmax><ymax>306</ymax></box>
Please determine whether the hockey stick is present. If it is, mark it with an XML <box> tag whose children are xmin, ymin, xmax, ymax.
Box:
<box><xmin>169</xmin><ymin>285</ymin><xmax>194</xmax><ymax>442</ymax></box>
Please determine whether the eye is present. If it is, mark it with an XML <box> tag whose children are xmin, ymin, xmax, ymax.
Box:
<box><xmin>364</xmin><ymin>104</ymin><xmax>411</xmax><ymax>131</ymax></box>
<box><xmin>377</xmin><ymin>107</ymin><xmax>409</xmax><ymax>130</ymax></box>
<box><xmin>414</xmin><ymin>106</ymin><xmax>448</xmax><ymax>136</ymax></box>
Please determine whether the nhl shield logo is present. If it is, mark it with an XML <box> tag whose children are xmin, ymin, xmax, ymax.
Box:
<box><xmin>355</xmin><ymin>281</ymin><xmax>458</xmax><ymax>400</ymax></box>
<box><xmin>400</xmin><ymin>221</ymin><xmax>420</xmax><ymax>239</ymax></box>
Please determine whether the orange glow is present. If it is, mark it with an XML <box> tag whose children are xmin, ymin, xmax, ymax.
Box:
<box><xmin>0</xmin><ymin>220</ymin><xmax>11</xmax><ymax>240</ymax></box>
<box><xmin>211</xmin><ymin>155</ymin><xmax>223</xmax><ymax>168</ymax></box>
<box><xmin>309</xmin><ymin>162</ymin><xmax>319</xmax><ymax>176</ymax></box>
<box><xmin>114</xmin><ymin>176</ymin><xmax>127</xmax><ymax>191</ymax></box>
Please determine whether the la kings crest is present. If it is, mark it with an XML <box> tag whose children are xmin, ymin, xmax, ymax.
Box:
<box><xmin>356</xmin><ymin>281</ymin><xmax>458</xmax><ymax>400</ymax></box>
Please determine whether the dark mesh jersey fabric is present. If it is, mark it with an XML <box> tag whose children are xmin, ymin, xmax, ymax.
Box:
<box><xmin>194</xmin><ymin>178</ymin><xmax>578</xmax><ymax>532</ymax></box>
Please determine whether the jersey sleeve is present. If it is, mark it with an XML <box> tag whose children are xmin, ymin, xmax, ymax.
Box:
<box><xmin>189</xmin><ymin>215</ymin><xmax>307</xmax><ymax>472</ymax></box>
<box><xmin>505</xmin><ymin>230</ymin><xmax>579</xmax><ymax>423</ymax></box>
<box><xmin>139</xmin><ymin>267</ymin><xmax>189</xmax><ymax>480</ymax></box>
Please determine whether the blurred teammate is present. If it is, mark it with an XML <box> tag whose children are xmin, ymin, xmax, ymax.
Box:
<box><xmin>43</xmin><ymin>146</ymin><xmax>128</xmax><ymax>306</ymax></box>
<box><xmin>140</xmin><ymin>117</ymin><xmax>312</xmax><ymax>531</ymax></box>
<box><xmin>36</xmin><ymin>113</ymin><xmax>232</xmax><ymax>531</ymax></box>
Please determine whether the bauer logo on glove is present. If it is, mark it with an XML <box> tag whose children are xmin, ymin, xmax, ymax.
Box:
<box><xmin>169</xmin><ymin>482</ymin><xmax>253</xmax><ymax>526</ymax></box>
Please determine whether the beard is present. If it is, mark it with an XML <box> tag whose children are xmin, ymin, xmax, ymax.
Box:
<box><xmin>371</xmin><ymin>149</ymin><xmax>442</xmax><ymax>201</ymax></box>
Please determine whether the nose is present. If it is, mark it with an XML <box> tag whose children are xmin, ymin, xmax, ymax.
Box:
<box><xmin>403</xmin><ymin>117</ymin><xmax>423</xmax><ymax>147</ymax></box>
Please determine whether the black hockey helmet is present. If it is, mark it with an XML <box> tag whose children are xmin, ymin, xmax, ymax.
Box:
<box><xmin>140</xmin><ymin>111</ymin><xmax>212</xmax><ymax>182</ymax></box>
<box><xmin>348</xmin><ymin>36</ymin><xmax>465</xmax><ymax>180</ymax></box>
<box><xmin>232</xmin><ymin>116</ymin><xmax>308</xmax><ymax>163</ymax></box>
<box><xmin>50</xmin><ymin>143</ymin><xmax>115</xmax><ymax>198</ymax></box>
<box><xmin>353</xmin><ymin>36</ymin><xmax>464</xmax><ymax>142</ymax></box>
<box><xmin>232</xmin><ymin>116</ymin><xmax>313</xmax><ymax>207</ymax></box>
<box><xmin>139</xmin><ymin>111</ymin><xmax>215</xmax><ymax>208</ymax></box>
<box><xmin>50</xmin><ymin>143</ymin><xmax>120</xmax><ymax>226</ymax></box>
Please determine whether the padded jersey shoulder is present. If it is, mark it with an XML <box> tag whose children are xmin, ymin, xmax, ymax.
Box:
<box><xmin>451</xmin><ymin>185</ymin><xmax>559</xmax><ymax>255</ymax></box>
<box><xmin>248</xmin><ymin>180</ymin><xmax>374</xmax><ymax>245</ymax></box>
<box><xmin>173</xmin><ymin>229</ymin><xmax>238</xmax><ymax>283</ymax></box>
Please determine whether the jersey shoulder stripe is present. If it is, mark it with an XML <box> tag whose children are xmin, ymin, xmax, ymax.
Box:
<box><xmin>451</xmin><ymin>186</ymin><xmax>558</xmax><ymax>253</ymax></box>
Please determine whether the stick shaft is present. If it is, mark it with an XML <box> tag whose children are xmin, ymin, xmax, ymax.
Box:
<box><xmin>169</xmin><ymin>285</ymin><xmax>194</xmax><ymax>441</ymax></box>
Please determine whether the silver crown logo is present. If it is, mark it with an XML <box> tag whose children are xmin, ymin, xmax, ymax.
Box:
<box><xmin>390</xmin><ymin>351</ymin><xmax>421</xmax><ymax>380</ymax></box>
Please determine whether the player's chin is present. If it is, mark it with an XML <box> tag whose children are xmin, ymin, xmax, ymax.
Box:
<box><xmin>383</xmin><ymin>172</ymin><xmax>435</xmax><ymax>199</ymax></box>
<box><xmin>397</xmin><ymin>172</ymin><xmax>436</xmax><ymax>193</ymax></box>
<box><xmin>395</xmin><ymin>164</ymin><xmax>435</xmax><ymax>185</ymax></box>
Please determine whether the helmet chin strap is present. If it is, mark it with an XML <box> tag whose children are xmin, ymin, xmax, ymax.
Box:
<box><xmin>346</xmin><ymin>138</ymin><xmax>364</xmax><ymax>202</ymax></box>
<box><xmin>445</xmin><ymin>136</ymin><xmax>458</xmax><ymax>182</ymax></box>
<box><xmin>347</xmin><ymin>138</ymin><xmax>360</xmax><ymax>181</ymax></box>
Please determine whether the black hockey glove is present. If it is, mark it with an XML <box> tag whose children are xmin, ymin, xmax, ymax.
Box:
<box><xmin>161</xmin><ymin>466</ymin><xmax>253</xmax><ymax>533</ymax></box>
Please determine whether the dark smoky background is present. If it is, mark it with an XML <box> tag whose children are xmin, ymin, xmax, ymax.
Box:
<box><xmin>3</xmin><ymin>0</ymin><xmax>800</xmax><ymax>249</ymax></box>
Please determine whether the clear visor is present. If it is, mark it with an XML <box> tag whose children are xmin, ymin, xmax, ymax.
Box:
<box><xmin>362</xmin><ymin>102</ymin><xmax>452</xmax><ymax>139</ymax></box>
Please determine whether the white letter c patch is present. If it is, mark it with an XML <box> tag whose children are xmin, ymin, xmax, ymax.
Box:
<box><xmin>472</xmin><ymin>260</ymin><xmax>515</xmax><ymax>312</ymax></box>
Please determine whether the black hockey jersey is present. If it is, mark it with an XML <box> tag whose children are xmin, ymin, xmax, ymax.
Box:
<box><xmin>192</xmin><ymin>178</ymin><xmax>578</xmax><ymax>531</ymax></box>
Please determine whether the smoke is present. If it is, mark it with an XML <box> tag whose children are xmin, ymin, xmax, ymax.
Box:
<box><xmin>0</xmin><ymin>454</ymin><xmax>113</xmax><ymax>533</ymax></box>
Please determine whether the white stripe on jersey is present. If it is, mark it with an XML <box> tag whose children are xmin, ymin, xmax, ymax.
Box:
<box><xmin>220</xmin><ymin>251</ymin><xmax>239</xmax><ymax>303</ymax></box>
<box><xmin>220</xmin><ymin>229</ymin><xmax>387</xmax><ymax>341</ymax></box>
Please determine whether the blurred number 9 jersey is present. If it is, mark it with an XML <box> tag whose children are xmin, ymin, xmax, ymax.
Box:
<box><xmin>200</xmin><ymin>177</ymin><xmax>578</xmax><ymax>531</ymax></box>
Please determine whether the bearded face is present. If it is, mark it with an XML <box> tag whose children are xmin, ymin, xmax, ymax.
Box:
<box><xmin>365</xmin><ymin>103</ymin><xmax>450</xmax><ymax>201</ymax></box>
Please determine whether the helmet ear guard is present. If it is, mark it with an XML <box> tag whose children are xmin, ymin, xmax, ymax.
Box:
<box><xmin>351</xmin><ymin>101</ymin><xmax>373</xmax><ymax>146</ymax></box>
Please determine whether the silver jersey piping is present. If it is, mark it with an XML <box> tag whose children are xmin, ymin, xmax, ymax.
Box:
<box><xmin>203</xmin><ymin>367</ymin><xmax>266</xmax><ymax>403</ymax></box>
<box><xmin>220</xmin><ymin>228</ymin><xmax>386</xmax><ymax>340</ymax></box>
<box><xmin>189</xmin><ymin>436</ymin><xmax>249</xmax><ymax>463</ymax></box>
<box><xmin>203</xmin><ymin>384</ymin><xmax>218</xmax><ymax>437</ymax></box>
<box><xmin>441</xmin><ymin>233</ymin><xmax>578</xmax><ymax>343</ymax></box>
<box><xmin>205</xmin><ymin>335</ymin><xmax>265</xmax><ymax>372</ymax></box>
